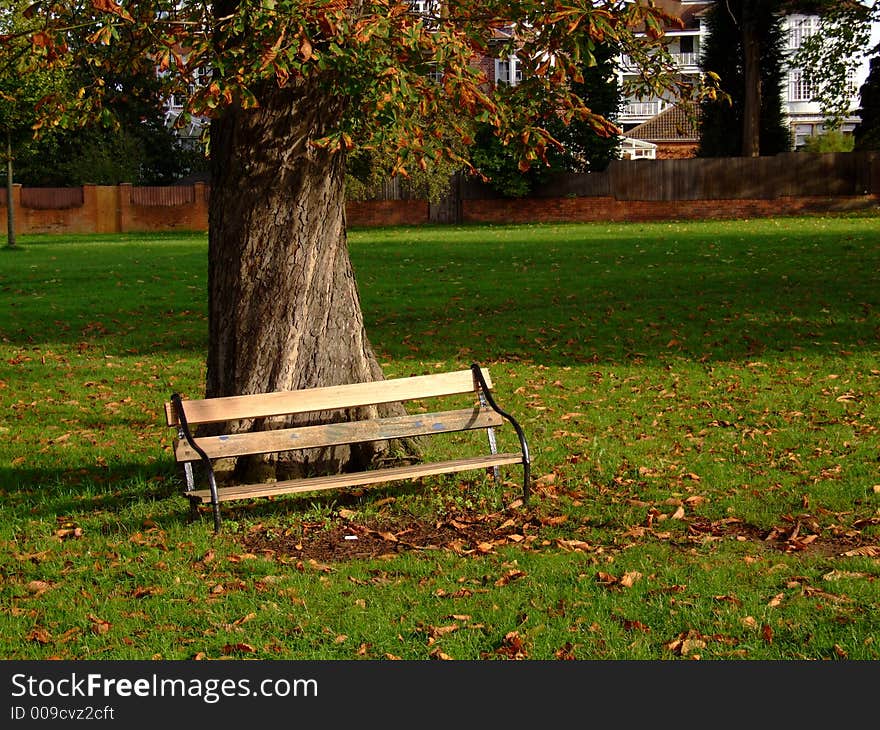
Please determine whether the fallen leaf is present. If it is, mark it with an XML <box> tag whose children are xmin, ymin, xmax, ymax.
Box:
<box><xmin>88</xmin><ymin>615</ymin><xmax>111</xmax><ymax>635</ymax></box>
<box><xmin>26</xmin><ymin>580</ymin><xmax>53</xmax><ymax>596</ymax></box>
<box><xmin>555</xmin><ymin>539</ymin><xmax>591</xmax><ymax>552</ymax></box>
<box><xmin>27</xmin><ymin>628</ymin><xmax>52</xmax><ymax>644</ymax></box>
<box><xmin>494</xmin><ymin>569</ymin><xmax>526</xmax><ymax>587</ymax></box>
<box><xmin>842</xmin><ymin>545</ymin><xmax>880</xmax><ymax>557</ymax></box>
<box><xmin>222</xmin><ymin>643</ymin><xmax>256</xmax><ymax>655</ymax></box>
<box><xmin>681</xmin><ymin>638</ymin><xmax>706</xmax><ymax>656</ymax></box>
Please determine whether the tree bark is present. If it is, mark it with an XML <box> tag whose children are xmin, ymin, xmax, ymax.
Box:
<box><xmin>206</xmin><ymin>77</ymin><xmax>413</xmax><ymax>482</ymax></box>
<box><xmin>5</xmin><ymin>131</ymin><xmax>15</xmax><ymax>249</ymax></box>
<box><xmin>741</xmin><ymin>6</ymin><xmax>762</xmax><ymax>157</ymax></box>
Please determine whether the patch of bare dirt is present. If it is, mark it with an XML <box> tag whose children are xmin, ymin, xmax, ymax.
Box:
<box><xmin>235</xmin><ymin>507</ymin><xmax>877</xmax><ymax>563</ymax></box>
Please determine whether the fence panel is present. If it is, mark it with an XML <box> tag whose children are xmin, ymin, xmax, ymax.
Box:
<box><xmin>20</xmin><ymin>187</ymin><xmax>84</xmax><ymax>209</ymax></box>
<box><xmin>535</xmin><ymin>170</ymin><xmax>611</xmax><ymax>198</ymax></box>
<box><xmin>130</xmin><ymin>185</ymin><xmax>195</xmax><ymax>206</ymax></box>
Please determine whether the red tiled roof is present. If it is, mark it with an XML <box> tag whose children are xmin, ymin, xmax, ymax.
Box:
<box><xmin>627</xmin><ymin>104</ymin><xmax>700</xmax><ymax>142</ymax></box>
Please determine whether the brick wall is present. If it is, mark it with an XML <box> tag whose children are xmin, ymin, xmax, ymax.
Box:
<box><xmin>2</xmin><ymin>183</ymin><xmax>210</xmax><ymax>235</ymax></box>
<box><xmin>461</xmin><ymin>194</ymin><xmax>879</xmax><ymax>224</ymax></box>
<box><xmin>3</xmin><ymin>182</ymin><xmax>878</xmax><ymax>236</ymax></box>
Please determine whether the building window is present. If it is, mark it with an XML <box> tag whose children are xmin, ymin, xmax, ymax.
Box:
<box><xmin>788</xmin><ymin>15</ymin><xmax>819</xmax><ymax>50</ymax></box>
<box><xmin>410</xmin><ymin>1</ymin><xmax>436</xmax><ymax>16</ymax></box>
<box><xmin>495</xmin><ymin>56</ymin><xmax>522</xmax><ymax>87</ymax></box>
<box><xmin>793</xmin><ymin>123</ymin><xmax>817</xmax><ymax>148</ymax></box>
<box><xmin>789</xmin><ymin>69</ymin><xmax>816</xmax><ymax>102</ymax></box>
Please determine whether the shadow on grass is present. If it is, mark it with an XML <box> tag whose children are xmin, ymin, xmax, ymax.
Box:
<box><xmin>358</xmin><ymin>231</ymin><xmax>880</xmax><ymax>365</ymax></box>
<box><xmin>0</xmin><ymin>459</ymin><xmax>471</xmax><ymax>534</ymax></box>
<box><xmin>2</xmin><ymin>221</ymin><xmax>878</xmax><ymax>364</ymax></box>
<box><xmin>0</xmin><ymin>462</ymin><xmax>178</xmax><ymax>521</ymax></box>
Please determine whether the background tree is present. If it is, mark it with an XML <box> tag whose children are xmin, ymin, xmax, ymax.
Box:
<box><xmin>471</xmin><ymin>40</ymin><xmax>622</xmax><ymax>198</ymax></box>
<box><xmin>855</xmin><ymin>51</ymin><xmax>880</xmax><ymax>150</ymax></box>
<box><xmin>15</xmin><ymin>0</ymin><xmax>711</xmax><ymax>479</ymax></box>
<box><xmin>0</xmin><ymin>0</ymin><xmax>61</xmax><ymax>247</ymax></box>
<box><xmin>14</xmin><ymin>61</ymin><xmax>207</xmax><ymax>186</ymax></box>
<box><xmin>698</xmin><ymin>0</ymin><xmax>790</xmax><ymax>157</ymax></box>
<box><xmin>790</xmin><ymin>1</ymin><xmax>879</xmax><ymax>133</ymax></box>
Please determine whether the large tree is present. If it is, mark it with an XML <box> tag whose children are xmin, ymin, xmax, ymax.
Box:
<box><xmin>698</xmin><ymin>0</ymin><xmax>790</xmax><ymax>157</ymax></box>
<box><xmin>855</xmin><ymin>50</ymin><xmax>880</xmax><ymax>150</ymax></box>
<box><xmin>11</xmin><ymin>0</ymin><xmax>708</xmax><ymax>479</ymax></box>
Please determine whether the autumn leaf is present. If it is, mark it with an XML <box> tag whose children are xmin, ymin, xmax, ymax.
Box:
<box><xmin>222</xmin><ymin>643</ymin><xmax>256</xmax><ymax>655</ymax></box>
<box><xmin>842</xmin><ymin>545</ymin><xmax>880</xmax><ymax>557</ymax></box>
<box><xmin>619</xmin><ymin>571</ymin><xmax>643</xmax><ymax>588</ymax></box>
<box><xmin>91</xmin><ymin>0</ymin><xmax>133</xmax><ymax>22</ymax></box>
<box><xmin>88</xmin><ymin>614</ymin><xmax>111</xmax><ymax>635</ymax></box>
<box><xmin>554</xmin><ymin>538</ymin><xmax>591</xmax><ymax>552</ymax></box>
<box><xmin>491</xmin><ymin>631</ymin><xmax>528</xmax><ymax>660</ymax></box>
<box><xmin>130</xmin><ymin>586</ymin><xmax>163</xmax><ymax>598</ymax></box>
<box><xmin>26</xmin><ymin>580</ymin><xmax>53</xmax><ymax>597</ymax></box>
<box><xmin>494</xmin><ymin>569</ymin><xmax>526</xmax><ymax>587</ymax></box>
<box><xmin>27</xmin><ymin>628</ymin><xmax>52</xmax><ymax>644</ymax></box>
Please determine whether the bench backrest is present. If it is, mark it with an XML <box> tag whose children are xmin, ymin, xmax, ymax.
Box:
<box><xmin>165</xmin><ymin>368</ymin><xmax>493</xmax><ymax>427</ymax></box>
<box><xmin>166</xmin><ymin>368</ymin><xmax>502</xmax><ymax>463</ymax></box>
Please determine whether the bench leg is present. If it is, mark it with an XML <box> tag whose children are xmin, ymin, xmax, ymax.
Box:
<box><xmin>187</xmin><ymin>496</ymin><xmax>200</xmax><ymax>524</ymax></box>
<box><xmin>206</xmin><ymin>470</ymin><xmax>222</xmax><ymax>533</ymax></box>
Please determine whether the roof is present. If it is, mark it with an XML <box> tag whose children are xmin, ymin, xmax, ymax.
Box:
<box><xmin>627</xmin><ymin>104</ymin><xmax>700</xmax><ymax>142</ymax></box>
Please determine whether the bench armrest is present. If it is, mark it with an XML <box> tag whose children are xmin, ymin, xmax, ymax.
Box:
<box><xmin>470</xmin><ymin>363</ymin><xmax>531</xmax><ymax>503</ymax></box>
<box><xmin>171</xmin><ymin>393</ymin><xmax>223</xmax><ymax>532</ymax></box>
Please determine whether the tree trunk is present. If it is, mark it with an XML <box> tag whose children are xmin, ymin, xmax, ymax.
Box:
<box><xmin>206</xmin><ymin>77</ymin><xmax>413</xmax><ymax>482</ymax></box>
<box><xmin>741</xmin><ymin>7</ymin><xmax>762</xmax><ymax>157</ymax></box>
<box><xmin>5</xmin><ymin>131</ymin><xmax>15</xmax><ymax>249</ymax></box>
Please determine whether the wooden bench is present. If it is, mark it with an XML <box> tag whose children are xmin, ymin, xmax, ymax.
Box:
<box><xmin>165</xmin><ymin>363</ymin><xmax>531</xmax><ymax>532</ymax></box>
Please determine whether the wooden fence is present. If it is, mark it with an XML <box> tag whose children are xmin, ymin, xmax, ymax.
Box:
<box><xmin>457</xmin><ymin>151</ymin><xmax>878</xmax><ymax>201</ymax></box>
<box><xmin>2</xmin><ymin>152</ymin><xmax>878</xmax><ymax>234</ymax></box>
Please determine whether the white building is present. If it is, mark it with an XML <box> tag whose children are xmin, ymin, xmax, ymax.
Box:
<box><xmin>618</xmin><ymin>0</ymin><xmax>875</xmax><ymax>151</ymax></box>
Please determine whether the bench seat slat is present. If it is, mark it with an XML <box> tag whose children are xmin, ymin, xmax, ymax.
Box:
<box><xmin>174</xmin><ymin>407</ymin><xmax>504</xmax><ymax>462</ymax></box>
<box><xmin>166</xmin><ymin>368</ymin><xmax>493</xmax><ymax>427</ymax></box>
<box><xmin>185</xmin><ymin>453</ymin><xmax>523</xmax><ymax>503</ymax></box>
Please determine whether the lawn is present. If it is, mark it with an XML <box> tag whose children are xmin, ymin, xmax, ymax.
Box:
<box><xmin>0</xmin><ymin>215</ymin><xmax>878</xmax><ymax>660</ymax></box>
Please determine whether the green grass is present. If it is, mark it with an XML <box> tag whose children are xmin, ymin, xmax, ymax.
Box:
<box><xmin>1</xmin><ymin>215</ymin><xmax>878</xmax><ymax>660</ymax></box>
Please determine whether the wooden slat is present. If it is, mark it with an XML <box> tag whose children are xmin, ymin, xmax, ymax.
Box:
<box><xmin>166</xmin><ymin>368</ymin><xmax>492</xmax><ymax>426</ymax></box>
<box><xmin>174</xmin><ymin>407</ymin><xmax>504</xmax><ymax>461</ymax></box>
<box><xmin>185</xmin><ymin>453</ymin><xmax>523</xmax><ymax>503</ymax></box>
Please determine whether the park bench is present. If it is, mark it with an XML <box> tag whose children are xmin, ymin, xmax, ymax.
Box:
<box><xmin>165</xmin><ymin>363</ymin><xmax>531</xmax><ymax>532</ymax></box>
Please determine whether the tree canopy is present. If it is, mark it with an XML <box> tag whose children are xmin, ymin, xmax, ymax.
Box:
<box><xmin>791</xmin><ymin>1</ymin><xmax>880</xmax><ymax>131</ymax></box>
<box><xmin>10</xmin><ymin>1</ymin><xmax>717</xmax><ymax>175</ymax></box>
